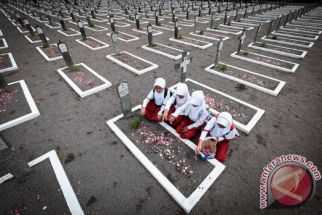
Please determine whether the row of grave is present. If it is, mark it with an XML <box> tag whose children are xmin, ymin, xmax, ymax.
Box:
<box><xmin>0</xmin><ymin>1</ymin><xmax>296</xmax><ymax>133</ymax></box>
<box><xmin>1</xmin><ymin>0</ymin><xmax>322</xmax><ymax>213</ymax></box>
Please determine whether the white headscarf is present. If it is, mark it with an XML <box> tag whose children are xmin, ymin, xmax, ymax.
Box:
<box><xmin>188</xmin><ymin>91</ymin><xmax>206</xmax><ymax>121</ymax></box>
<box><xmin>175</xmin><ymin>83</ymin><xmax>190</xmax><ymax>107</ymax></box>
<box><xmin>153</xmin><ymin>77</ymin><xmax>166</xmax><ymax>106</ymax></box>
<box><xmin>210</xmin><ymin>112</ymin><xmax>238</xmax><ymax>138</ymax></box>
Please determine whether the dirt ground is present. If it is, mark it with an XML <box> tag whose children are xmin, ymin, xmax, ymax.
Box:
<box><xmin>0</xmin><ymin>3</ymin><xmax>321</xmax><ymax>215</ymax></box>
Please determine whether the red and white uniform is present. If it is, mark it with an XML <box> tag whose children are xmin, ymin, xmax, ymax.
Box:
<box><xmin>199</xmin><ymin>112</ymin><xmax>239</xmax><ymax>162</ymax></box>
<box><xmin>142</xmin><ymin>78</ymin><xmax>171</xmax><ymax>122</ymax></box>
<box><xmin>165</xmin><ymin>83</ymin><xmax>190</xmax><ymax>128</ymax></box>
<box><xmin>172</xmin><ymin>90</ymin><xmax>209</xmax><ymax>139</ymax></box>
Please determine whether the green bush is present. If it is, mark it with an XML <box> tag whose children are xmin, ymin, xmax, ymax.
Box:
<box><xmin>219</xmin><ymin>64</ymin><xmax>228</xmax><ymax>71</ymax></box>
<box><xmin>68</xmin><ymin>65</ymin><xmax>80</xmax><ymax>72</ymax></box>
<box><xmin>130</xmin><ymin>117</ymin><xmax>141</xmax><ymax>130</ymax></box>
<box><xmin>242</xmin><ymin>51</ymin><xmax>249</xmax><ymax>56</ymax></box>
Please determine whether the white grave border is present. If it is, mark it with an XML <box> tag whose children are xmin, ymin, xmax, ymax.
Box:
<box><xmin>44</xmin><ymin>22</ymin><xmax>61</xmax><ymax>29</ymax></box>
<box><xmin>0</xmin><ymin>38</ymin><xmax>8</xmax><ymax>49</ymax></box>
<box><xmin>106</xmin><ymin>105</ymin><xmax>225</xmax><ymax>213</ymax></box>
<box><xmin>271</xmin><ymin>30</ymin><xmax>318</xmax><ymax>41</ymax></box>
<box><xmin>132</xmin><ymin>28</ymin><xmax>163</xmax><ymax>36</ymax></box>
<box><xmin>0</xmin><ymin>52</ymin><xmax>18</xmax><ymax>74</ymax></box>
<box><xmin>141</xmin><ymin>43</ymin><xmax>183</xmax><ymax>60</ymax></box>
<box><xmin>75</xmin><ymin>37</ymin><xmax>109</xmax><ymax>50</ymax></box>
<box><xmin>24</xmin><ymin>34</ymin><xmax>50</xmax><ymax>44</ymax></box>
<box><xmin>205</xmin><ymin>63</ymin><xmax>286</xmax><ymax>96</ymax></box>
<box><xmin>0</xmin><ymin>80</ymin><xmax>40</xmax><ymax>131</ymax></box>
<box><xmin>57</xmin><ymin>28</ymin><xmax>81</xmax><ymax>37</ymax></box>
<box><xmin>206</xmin><ymin>27</ymin><xmax>242</xmax><ymax>35</ymax></box>
<box><xmin>106</xmin><ymin>51</ymin><xmax>158</xmax><ymax>75</ymax></box>
<box><xmin>0</xmin><ymin>173</ymin><xmax>14</xmax><ymax>184</ymax></box>
<box><xmin>106</xmin><ymin>32</ymin><xmax>139</xmax><ymax>42</ymax></box>
<box><xmin>57</xmin><ymin>63</ymin><xmax>112</xmax><ymax>98</ymax></box>
<box><xmin>231</xmin><ymin>51</ymin><xmax>299</xmax><ymax>73</ymax></box>
<box><xmin>170</xmin><ymin>79</ymin><xmax>265</xmax><ymax>134</ymax></box>
<box><xmin>35</xmin><ymin>44</ymin><xmax>63</xmax><ymax>62</ymax></box>
<box><xmin>84</xmin><ymin>24</ymin><xmax>108</xmax><ymax>32</ymax></box>
<box><xmin>28</xmin><ymin>150</ymin><xmax>85</xmax><ymax>215</ymax></box>
<box><xmin>248</xmin><ymin>42</ymin><xmax>307</xmax><ymax>59</ymax></box>
<box><xmin>189</xmin><ymin>31</ymin><xmax>230</xmax><ymax>41</ymax></box>
<box><xmin>169</xmin><ymin>37</ymin><xmax>213</xmax><ymax>49</ymax></box>
<box><xmin>260</xmin><ymin>35</ymin><xmax>314</xmax><ymax>48</ymax></box>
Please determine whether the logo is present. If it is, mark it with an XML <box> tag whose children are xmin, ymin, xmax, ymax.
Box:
<box><xmin>260</xmin><ymin>154</ymin><xmax>320</xmax><ymax>209</ymax></box>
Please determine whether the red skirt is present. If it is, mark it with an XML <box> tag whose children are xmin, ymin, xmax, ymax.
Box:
<box><xmin>168</xmin><ymin>105</ymin><xmax>184</xmax><ymax>128</ymax></box>
<box><xmin>144</xmin><ymin>100</ymin><xmax>162</xmax><ymax>122</ymax></box>
<box><xmin>176</xmin><ymin>116</ymin><xmax>202</xmax><ymax>140</ymax></box>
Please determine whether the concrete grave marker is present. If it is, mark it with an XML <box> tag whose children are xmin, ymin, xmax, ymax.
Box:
<box><xmin>117</xmin><ymin>81</ymin><xmax>132</xmax><ymax>119</ymax></box>
<box><xmin>77</xmin><ymin>20</ymin><xmax>86</xmax><ymax>40</ymax></box>
<box><xmin>36</xmin><ymin>25</ymin><xmax>49</xmax><ymax>47</ymax></box>
<box><xmin>237</xmin><ymin>28</ymin><xmax>246</xmax><ymax>55</ymax></box>
<box><xmin>215</xmin><ymin>39</ymin><xmax>223</xmax><ymax>66</ymax></box>
<box><xmin>57</xmin><ymin>41</ymin><xmax>73</xmax><ymax>67</ymax></box>
<box><xmin>175</xmin><ymin>51</ymin><xmax>192</xmax><ymax>83</ymax></box>
<box><xmin>111</xmin><ymin>33</ymin><xmax>119</xmax><ymax>53</ymax></box>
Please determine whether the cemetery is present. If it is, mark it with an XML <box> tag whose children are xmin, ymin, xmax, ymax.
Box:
<box><xmin>0</xmin><ymin>0</ymin><xmax>322</xmax><ymax>214</ymax></box>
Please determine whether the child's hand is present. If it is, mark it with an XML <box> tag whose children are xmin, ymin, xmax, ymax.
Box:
<box><xmin>195</xmin><ymin>140</ymin><xmax>203</xmax><ymax>154</ymax></box>
<box><xmin>168</xmin><ymin>115</ymin><xmax>175</xmax><ymax>124</ymax></box>
<box><xmin>163</xmin><ymin>109</ymin><xmax>169</xmax><ymax>121</ymax></box>
<box><xmin>140</xmin><ymin>108</ymin><xmax>146</xmax><ymax>116</ymax></box>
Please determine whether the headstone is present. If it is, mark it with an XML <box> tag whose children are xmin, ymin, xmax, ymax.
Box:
<box><xmin>46</xmin><ymin>10</ymin><xmax>52</xmax><ymax>25</ymax></box>
<box><xmin>91</xmin><ymin>8</ymin><xmax>96</xmax><ymax>19</ymax></box>
<box><xmin>172</xmin><ymin>9</ymin><xmax>176</xmax><ymax>22</ymax></box>
<box><xmin>23</xmin><ymin>18</ymin><xmax>34</xmax><ymax>36</ymax></box>
<box><xmin>110</xmin><ymin>16</ymin><xmax>116</xmax><ymax>32</ymax></box>
<box><xmin>237</xmin><ymin>28</ymin><xmax>246</xmax><ymax>55</ymax></box>
<box><xmin>254</xmin><ymin>23</ymin><xmax>262</xmax><ymax>43</ymax></box>
<box><xmin>57</xmin><ymin>41</ymin><xmax>74</xmax><ymax>67</ymax></box>
<box><xmin>86</xmin><ymin>11</ymin><xmax>94</xmax><ymax>27</ymax></box>
<box><xmin>223</xmin><ymin>10</ymin><xmax>227</xmax><ymax>24</ymax></box>
<box><xmin>77</xmin><ymin>20</ymin><xmax>86</xmax><ymax>40</ymax></box>
<box><xmin>186</xmin><ymin>7</ymin><xmax>189</xmax><ymax>20</ymax></box>
<box><xmin>36</xmin><ymin>26</ymin><xmax>49</xmax><ymax>48</ymax></box>
<box><xmin>111</xmin><ymin>32</ymin><xmax>118</xmax><ymax>53</ymax></box>
<box><xmin>175</xmin><ymin>51</ymin><xmax>192</xmax><ymax>83</ymax></box>
<box><xmin>243</xmin><ymin>6</ymin><xmax>247</xmax><ymax>19</ymax></box>
<box><xmin>194</xmin><ymin>15</ymin><xmax>197</xmax><ymax>32</ymax></box>
<box><xmin>58</xmin><ymin>15</ymin><xmax>67</xmax><ymax>31</ymax></box>
<box><xmin>266</xmin><ymin>18</ymin><xmax>275</xmax><ymax>37</ymax></box>
<box><xmin>283</xmin><ymin>13</ymin><xmax>290</xmax><ymax>27</ymax></box>
<box><xmin>215</xmin><ymin>39</ymin><xmax>223</xmax><ymax>66</ymax></box>
<box><xmin>174</xmin><ymin>19</ymin><xmax>179</xmax><ymax>38</ymax></box>
<box><xmin>234</xmin><ymin>7</ymin><xmax>240</xmax><ymax>21</ymax></box>
<box><xmin>70</xmin><ymin>9</ymin><xmax>76</xmax><ymax>22</ymax></box>
<box><xmin>276</xmin><ymin>15</ymin><xmax>283</xmax><ymax>30</ymax></box>
<box><xmin>135</xmin><ymin>13</ymin><xmax>140</xmax><ymax>29</ymax></box>
<box><xmin>117</xmin><ymin>81</ymin><xmax>132</xmax><ymax>119</ymax></box>
<box><xmin>147</xmin><ymin>23</ymin><xmax>153</xmax><ymax>46</ymax></box>
<box><xmin>155</xmin><ymin>11</ymin><xmax>159</xmax><ymax>26</ymax></box>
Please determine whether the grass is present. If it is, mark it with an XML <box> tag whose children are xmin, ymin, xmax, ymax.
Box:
<box><xmin>259</xmin><ymin>42</ymin><xmax>266</xmax><ymax>47</ymax></box>
<box><xmin>68</xmin><ymin>65</ymin><xmax>80</xmax><ymax>72</ymax></box>
<box><xmin>0</xmin><ymin>87</ymin><xmax>11</xmax><ymax>93</ymax></box>
<box><xmin>219</xmin><ymin>64</ymin><xmax>228</xmax><ymax>71</ymax></box>
<box><xmin>199</xmin><ymin>30</ymin><xmax>204</xmax><ymax>35</ymax></box>
<box><xmin>272</xmin><ymin>35</ymin><xmax>278</xmax><ymax>40</ymax></box>
<box><xmin>149</xmin><ymin>43</ymin><xmax>157</xmax><ymax>47</ymax></box>
<box><xmin>156</xmin><ymin>23</ymin><xmax>162</xmax><ymax>26</ymax></box>
<box><xmin>242</xmin><ymin>51</ymin><xmax>249</xmax><ymax>56</ymax></box>
<box><xmin>176</xmin><ymin>35</ymin><xmax>183</xmax><ymax>39</ymax></box>
<box><xmin>42</xmin><ymin>43</ymin><xmax>49</xmax><ymax>48</ymax></box>
<box><xmin>130</xmin><ymin>116</ymin><xmax>141</xmax><ymax>130</ymax></box>
<box><xmin>227</xmin><ymin>21</ymin><xmax>231</xmax><ymax>26</ymax></box>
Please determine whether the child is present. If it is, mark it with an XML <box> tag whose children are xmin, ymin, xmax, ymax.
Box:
<box><xmin>140</xmin><ymin>78</ymin><xmax>172</xmax><ymax>122</ymax></box>
<box><xmin>196</xmin><ymin>112</ymin><xmax>239</xmax><ymax>162</ymax></box>
<box><xmin>169</xmin><ymin>90</ymin><xmax>208</xmax><ymax>140</ymax></box>
<box><xmin>163</xmin><ymin>83</ymin><xmax>190</xmax><ymax>127</ymax></box>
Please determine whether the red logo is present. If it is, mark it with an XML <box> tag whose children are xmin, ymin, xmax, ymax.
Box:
<box><xmin>269</xmin><ymin>164</ymin><xmax>314</xmax><ymax>207</ymax></box>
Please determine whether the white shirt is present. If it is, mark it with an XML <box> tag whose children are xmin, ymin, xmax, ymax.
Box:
<box><xmin>143</xmin><ymin>89</ymin><xmax>171</xmax><ymax>115</ymax></box>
